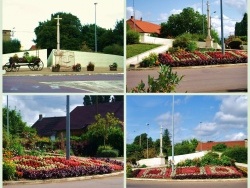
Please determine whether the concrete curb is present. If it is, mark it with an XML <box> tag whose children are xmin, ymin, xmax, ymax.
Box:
<box><xmin>127</xmin><ymin>177</ymin><xmax>247</xmax><ymax>182</ymax></box>
<box><xmin>3</xmin><ymin>171</ymin><xmax>124</xmax><ymax>185</ymax></box>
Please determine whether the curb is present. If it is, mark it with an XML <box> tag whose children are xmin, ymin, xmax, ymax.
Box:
<box><xmin>127</xmin><ymin>177</ymin><xmax>247</xmax><ymax>182</ymax></box>
<box><xmin>3</xmin><ymin>171</ymin><xmax>124</xmax><ymax>185</ymax></box>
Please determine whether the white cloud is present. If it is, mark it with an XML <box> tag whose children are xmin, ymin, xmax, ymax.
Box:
<box><xmin>126</xmin><ymin>6</ymin><xmax>142</xmax><ymax>20</ymax></box>
<box><xmin>170</xmin><ymin>9</ymin><xmax>182</xmax><ymax>15</ymax></box>
<box><xmin>194</xmin><ymin>122</ymin><xmax>218</xmax><ymax>137</ymax></box>
<box><xmin>224</xmin><ymin>0</ymin><xmax>247</xmax><ymax>13</ymax></box>
<box><xmin>225</xmin><ymin>132</ymin><xmax>247</xmax><ymax>140</ymax></box>
<box><xmin>155</xmin><ymin>112</ymin><xmax>181</xmax><ymax>130</ymax></box>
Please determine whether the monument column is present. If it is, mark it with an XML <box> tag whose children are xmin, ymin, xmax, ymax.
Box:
<box><xmin>206</xmin><ymin>1</ymin><xmax>213</xmax><ymax>48</ymax></box>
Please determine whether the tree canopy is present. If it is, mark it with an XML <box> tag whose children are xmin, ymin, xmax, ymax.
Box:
<box><xmin>235</xmin><ymin>13</ymin><xmax>247</xmax><ymax>36</ymax></box>
<box><xmin>34</xmin><ymin>12</ymin><xmax>124</xmax><ymax>55</ymax></box>
<box><xmin>3</xmin><ymin>39</ymin><xmax>21</xmax><ymax>54</ymax></box>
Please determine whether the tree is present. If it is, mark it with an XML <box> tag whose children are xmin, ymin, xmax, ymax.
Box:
<box><xmin>160</xmin><ymin>8</ymin><xmax>207</xmax><ymax>37</ymax></box>
<box><xmin>34</xmin><ymin>12</ymin><xmax>82</xmax><ymax>50</ymax></box>
<box><xmin>235</xmin><ymin>13</ymin><xmax>247</xmax><ymax>36</ymax></box>
<box><xmin>83</xmin><ymin>95</ymin><xmax>111</xmax><ymax>105</ymax></box>
<box><xmin>3</xmin><ymin>39</ymin><xmax>21</xmax><ymax>54</ymax></box>
<box><xmin>126</xmin><ymin>30</ymin><xmax>140</xmax><ymax>44</ymax></box>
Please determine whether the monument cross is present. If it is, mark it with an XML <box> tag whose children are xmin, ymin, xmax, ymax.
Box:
<box><xmin>55</xmin><ymin>15</ymin><xmax>62</xmax><ymax>51</ymax></box>
<box><xmin>205</xmin><ymin>1</ymin><xmax>213</xmax><ymax>48</ymax></box>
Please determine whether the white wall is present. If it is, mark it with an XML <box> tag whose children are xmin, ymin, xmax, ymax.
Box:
<box><xmin>2</xmin><ymin>49</ymin><xmax>48</xmax><ymax>68</ymax></box>
<box><xmin>138</xmin><ymin>157</ymin><xmax>165</xmax><ymax>167</ymax></box>
<box><xmin>140</xmin><ymin>34</ymin><xmax>174</xmax><ymax>45</ymax></box>
<box><xmin>168</xmin><ymin>151</ymin><xmax>208</xmax><ymax>165</ymax></box>
<box><xmin>50</xmin><ymin>49</ymin><xmax>124</xmax><ymax>68</ymax></box>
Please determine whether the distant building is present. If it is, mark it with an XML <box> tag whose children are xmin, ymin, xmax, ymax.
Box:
<box><xmin>32</xmin><ymin>101</ymin><xmax>124</xmax><ymax>140</ymax></box>
<box><xmin>196</xmin><ymin>140</ymin><xmax>247</xmax><ymax>151</ymax></box>
<box><xmin>126</xmin><ymin>16</ymin><xmax>161</xmax><ymax>36</ymax></box>
<box><xmin>3</xmin><ymin>30</ymin><xmax>11</xmax><ymax>41</ymax></box>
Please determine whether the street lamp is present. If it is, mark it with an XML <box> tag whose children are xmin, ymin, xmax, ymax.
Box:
<box><xmin>202</xmin><ymin>0</ymin><xmax>204</xmax><ymax>36</ymax></box>
<box><xmin>94</xmin><ymin>3</ymin><xmax>97</xmax><ymax>52</ymax></box>
<box><xmin>171</xmin><ymin>96</ymin><xmax>175</xmax><ymax>172</ymax></box>
<box><xmin>199</xmin><ymin>122</ymin><xmax>203</xmax><ymax>151</ymax></box>
<box><xmin>146</xmin><ymin>123</ymin><xmax>149</xmax><ymax>158</ymax></box>
<box><xmin>220</xmin><ymin>0</ymin><xmax>225</xmax><ymax>55</ymax></box>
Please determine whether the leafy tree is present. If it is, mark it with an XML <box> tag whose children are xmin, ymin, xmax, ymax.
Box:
<box><xmin>133</xmin><ymin>133</ymin><xmax>154</xmax><ymax>150</ymax></box>
<box><xmin>235</xmin><ymin>13</ymin><xmax>247</xmax><ymax>36</ymax></box>
<box><xmin>127</xmin><ymin>30</ymin><xmax>140</xmax><ymax>44</ymax></box>
<box><xmin>34</xmin><ymin>12</ymin><xmax>82</xmax><ymax>50</ymax></box>
<box><xmin>2</xmin><ymin>107</ymin><xmax>27</xmax><ymax>137</ymax></box>
<box><xmin>127</xmin><ymin>143</ymin><xmax>143</xmax><ymax>161</ymax></box>
<box><xmin>212</xmin><ymin>143</ymin><xmax>227</xmax><ymax>152</ymax></box>
<box><xmin>3</xmin><ymin>39</ymin><xmax>21</xmax><ymax>54</ymax></box>
<box><xmin>83</xmin><ymin>95</ymin><xmax>111</xmax><ymax>105</ymax></box>
<box><xmin>160</xmin><ymin>8</ymin><xmax>207</xmax><ymax>37</ymax></box>
<box><xmin>86</xmin><ymin>112</ymin><xmax>122</xmax><ymax>151</ymax></box>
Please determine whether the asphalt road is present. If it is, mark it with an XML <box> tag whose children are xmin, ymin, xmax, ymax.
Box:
<box><xmin>127</xmin><ymin>179</ymin><xmax>247</xmax><ymax>188</ymax></box>
<box><xmin>126</xmin><ymin>64</ymin><xmax>247</xmax><ymax>93</ymax></box>
<box><xmin>4</xmin><ymin>175</ymin><xmax>124</xmax><ymax>188</ymax></box>
<box><xmin>3</xmin><ymin>74</ymin><xmax>124</xmax><ymax>93</ymax></box>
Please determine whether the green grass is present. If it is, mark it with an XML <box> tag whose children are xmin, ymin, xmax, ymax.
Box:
<box><xmin>126</xmin><ymin>43</ymin><xmax>161</xmax><ymax>58</ymax></box>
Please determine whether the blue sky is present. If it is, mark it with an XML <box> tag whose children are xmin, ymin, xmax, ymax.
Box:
<box><xmin>126</xmin><ymin>0</ymin><xmax>247</xmax><ymax>37</ymax></box>
<box><xmin>126</xmin><ymin>95</ymin><xmax>247</xmax><ymax>144</ymax></box>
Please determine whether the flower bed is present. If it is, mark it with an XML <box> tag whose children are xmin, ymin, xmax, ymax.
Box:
<box><xmin>132</xmin><ymin>166</ymin><xmax>243</xmax><ymax>179</ymax></box>
<box><xmin>158</xmin><ymin>50</ymin><xmax>247</xmax><ymax>67</ymax></box>
<box><xmin>12</xmin><ymin>156</ymin><xmax>123</xmax><ymax>180</ymax></box>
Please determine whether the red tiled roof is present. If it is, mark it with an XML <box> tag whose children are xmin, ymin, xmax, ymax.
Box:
<box><xmin>127</xmin><ymin>17</ymin><xmax>161</xmax><ymax>34</ymax></box>
<box><xmin>196</xmin><ymin>140</ymin><xmax>247</xmax><ymax>151</ymax></box>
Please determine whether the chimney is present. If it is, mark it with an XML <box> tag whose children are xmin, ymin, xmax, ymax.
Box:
<box><xmin>131</xmin><ymin>16</ymin><xmax>134</xmax><ymax>19</ymax></box>
<box><xmin>140</xmin><ymin>17</ymin><xmax>142</xmax><ymax>21</ymax></box>
<box><xmin>39</xmin><ymin>114</ymin><xmax>43</xmax><ymax>121</ymax></box>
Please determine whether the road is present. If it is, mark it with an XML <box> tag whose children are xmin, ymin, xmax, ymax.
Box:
<box><xmin>127</xmin><ymin>179</ymin><xmax>247</xmax><ymax>188</ymax></box>
<box><xmin>4</xmin><ymin>175</ymin><xmax>124</xmax><ymax>188</ymax></box>
<box><xmin>3</xmin><ymin>74</ymin><xmax>124</xmax><ymax>93</ymax></box>
<box><xmin>126</xmin><ymin>64</ymin><xmax>247</xmax><ymax>93</ymax></box>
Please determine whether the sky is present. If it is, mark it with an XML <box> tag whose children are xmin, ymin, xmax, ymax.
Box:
<box><xmin>2</xmin><ymin>95</ymin><xmax>85</xmax><ymax>126</ymax></box>
<box><xmin>2</xmin><ymin>0</ymin><xmax>124</xmax><ymax>50</ymax></box>
<box><xmin>126</xmin><ymin>95</ymin><xmax>248</xmax><ymax>144</ymax></box>
<box><xmin>126</xmin><ymin>0</ymin><xmax>247</xmax><ymax>38</ymax></box>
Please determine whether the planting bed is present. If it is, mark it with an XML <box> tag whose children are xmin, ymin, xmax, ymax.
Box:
<box><xmin>12</xmin><ymin>156</ymin><xmax>123</xmax><ymax>180</ymax></box>
<box><xmin>132</xmin><ymin>166</ymin><xmax>243</xmax><ymax>179</ymax></box>
<box><xmin>158</xmin><ymin>50</ymin><xmax>247</xmax><ymax>67</ymax></box>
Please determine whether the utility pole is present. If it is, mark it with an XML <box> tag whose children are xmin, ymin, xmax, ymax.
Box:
<box><xmin>171</xmin><ymin>96</ymin><xmax>175</xmax><ymax>172</ymax></box>
<box><xmin>55</xmin><ymin>15</ymin><xmax>62</xmax><ymax>52</ymax></box>
<box><xmin>7</xmin><ymin>95</ymin><xmax>9</xmax><ymax>138</ymax></box>
<box><xmin>146</xmin><ymin>123</ymin><xmax>149</xmax><ymax>158</ymax></box>
<box><xmin>66</xmin><ymin>95</ymin><xmax>70</xmax><ymax>160</ymax></box>
<box><xmin>94</xmin><ymin>3</ymin><xmax>98</xmax><ymax>52</ymax></box>
<box><xmin>220</xmin><ymin>0</ymin><xmax>225</xmax><ymax>55</ymax></box>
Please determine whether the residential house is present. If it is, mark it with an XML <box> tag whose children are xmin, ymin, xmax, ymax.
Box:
<box><xmin>126</xmin><ymin>16</ymin><xmax>161</xmax><ymax>37</ymax></box>
<box><xmin>3</xmin><ymin>30</ymin><xmax>12</xmax><ymax>41</ymax></box>
<box><xmin>32</xmin><ymin>101</ymin><xmax>124</xmax><ymax>140</ymax></box>
<box><xmin>196</xmin><ymin>140</ymin><xmax>247</xmax><ymax>151</ymax></box>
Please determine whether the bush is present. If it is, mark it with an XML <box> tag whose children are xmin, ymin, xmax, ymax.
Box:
<box><xmin>228</xmin><ymin>38</ymin><xmax>243</xmax><ymax>49</ymax></box>
<box><xmin>200</xmin><ymin>153</ymin><xmax>221</xmax><ymax>166</ymax></box>
<box><xmin>222</xmin><ymin>147</ymin><xmax>247</xmax><ymax>163</ymax></box>
<box><xmin>103</xmin><ymin>44</ymin><xmax>123</xmax><ymax>56</ymax></box>
<box><xmin>127</xmin><ymin>30</ymin><xmax>140</xmax><ymax>44</ymax></box>
<box><xmin>96</xmin><ymin>145</ymin><xmax>119</xmax><ymax>158</ymax></box>
<box><xmin>173</xmin><ymin>33</ymin><xmax>197</xmax><ymax>52</ymax></box>
<box><xmin>212</xmin><ymin>143</ymin><xmax>227</xmax><ymax>152</ymax></box>
<box><xmin>3</xmin><ymin>159</ymin><xmax>16</xmax><ymax>180</ymax></box>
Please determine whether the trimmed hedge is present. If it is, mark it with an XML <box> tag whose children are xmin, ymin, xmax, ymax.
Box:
<box><xmin>222</xmin><ymin>147</ymin><xmax>247</xmax><ymax>164</ymax></box>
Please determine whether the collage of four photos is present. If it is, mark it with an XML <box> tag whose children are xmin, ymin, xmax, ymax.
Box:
<box><xmin>1</xmin><ymin>0</ymin><xmax>248</xmax><ymax>188</ymax></box>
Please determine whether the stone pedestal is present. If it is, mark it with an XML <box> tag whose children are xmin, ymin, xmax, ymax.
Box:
<box><xmin>138</xmin><ymin>157</ymin><xmax>165</xmax><ymax>167</ymax></box>
<box><xmin>206</xmin><ymin>36</ymin><xmax>213</xmax><ymax>48</ymax></box>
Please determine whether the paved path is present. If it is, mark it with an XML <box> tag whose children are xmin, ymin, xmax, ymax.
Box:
<box><xmin>126</xmin><ymin>64</ymin><xmax>247</xmax><ymax>93</ymax></box>
<box><xmin>3</xmin><ymin>74</ymin><xmax>124</xmax><ymax>93</ymax></box>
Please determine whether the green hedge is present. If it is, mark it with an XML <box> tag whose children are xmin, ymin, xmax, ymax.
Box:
<box><xmin>222</xmin><ymin>147</ymin><xmax>247</xmax><ymax>163</ymax></box>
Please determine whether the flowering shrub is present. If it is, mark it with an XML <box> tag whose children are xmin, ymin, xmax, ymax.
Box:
<box><xmin>158</xmin><ymin>50</ymin><xmax>247</xmax><ymax>67</ymax></box>
<box><xmin>11</xmin><ymin>156</ymin><xmax>123</xmax><ymax>180</ymax></box>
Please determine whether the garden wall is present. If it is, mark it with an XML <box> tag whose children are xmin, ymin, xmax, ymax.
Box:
<box><xmin>138</xmin><ymin>157</ymin><xmax>165</xmax><ymax>167</ymax></box>
<box><xmin>168</xmin><ymin>151</ymin><xmax>208</xmax><ymax>165</ymax></box>
<box><xmin>2</xmin><ymin>49</ymin><xmax>48</xmax><ymax>68</ymax></box>
<box><xmin>48</xmin><ymin>49</ymin><xmax>124</xmax><ymax>68</ymax></box>
<box><xmin>140</xmin><ymin>34</ymin><xmax>174</xmax><ymax>45</ymax></box>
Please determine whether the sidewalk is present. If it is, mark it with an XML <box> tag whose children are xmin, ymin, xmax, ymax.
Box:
<box><xmin>3</xmin><ymin>67</ymin><xmax>124</xmax><ymax>76</ymax></box>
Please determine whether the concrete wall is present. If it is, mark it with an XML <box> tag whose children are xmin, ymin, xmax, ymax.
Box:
<box><xmin>2</xmin><ymin>49</ymin><xmax>48</xmax><ymax>68</ymax></box>
<box><xmin>140</xmin><ymin>34</ymin><xmax>174</xmax><ymax>45</ymax></box>
<box><xmin>50</xmin><ymin>49</ymin><xmax>124</xmax><ymax>68</ymax></box>
<box><xmin>168</xmin><ymin>151</ymin><xmax>208</xmax><ymax>165</ymax></box>
<box><xmin>138</xmin><ymin>157</ymin><xmax>165</xmax><ymax>167</ymax></box>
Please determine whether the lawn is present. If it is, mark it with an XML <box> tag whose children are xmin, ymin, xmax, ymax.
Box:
<box><xmin>126</xmin><ymin>43</ymin><xmax>161</xmax><ymax>58</ymax></box>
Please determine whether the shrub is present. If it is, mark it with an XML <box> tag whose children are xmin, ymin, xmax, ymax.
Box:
<box><xmin>212</xmin><ymin>143</ymin><xmax>227</xmax><ymax>152</ymax></box>
<box><xmin>228</xmin><ymin>38</ymin><xmax>243</xmax><ymax>49</ymax></box>
<box><xmin>3</xmin><ymin>159</ymin><xmax>16</xmax><ymax>180</ymax></box>
<box><xmin>222</xmin><ymin>147</ymin><xmax>247</xmax><ymax>163</ymax></box>
<box><xmin>103</xmin><ymin>44</ymin><xmax>123</xmax><ymax>56</ymax></box>
<box><xmin>127</xmin><ymin>30</ymin><xmax>140</xmax><ymax>44</ymax></box>
<box><xmin>201</xmin><ymin>153</ymin><xmax>221</xmax><ymax>166</ymax></box>
<box><xmin>96</xmin><ymin>145</ymin><xmax>119</xmax><ymax>158</ymax></box>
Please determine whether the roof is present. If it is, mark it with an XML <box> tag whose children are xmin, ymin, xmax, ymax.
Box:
<box><xmin>32</xmin><ymin>101</ymin><xmax>124</xmax><ymax>137</ymax></box>
<box><xmin>54</xmin><ymin>101</ymin><xmax>124</xmax><ymax>131</ymax></box>
<box><xmin>196</xmin><ymin>140</ymin><xmax>247</xmax><ymax>151</ymax></box>
<box><xmin>32</xmin><ymin>116</ymin><xmax>65</xmax><ymax>137</ymax></box>
<box><xmin>127</xmin><ymin>16</ymin><xmax>161</xmax><ymax>34</ymax></box>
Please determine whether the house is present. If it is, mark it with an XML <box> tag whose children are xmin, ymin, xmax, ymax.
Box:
<box><xmin>196</xmin><ymin>140</ymin><xmax>247</xmax><ymax>151</ymax></box>
<box><xmin>126</xmin><ymin>16</ymin><xmax>161</xmax><ymax>36</ymax></box>
<box><xmin>3</xmin><ymin>30</ymin><xmax>12</xmax><ymax>41</ymax></box>
<box><xmin>32</xmin><ymin>101</ymin><xmax>124</xmax><ymax>140</ymax></box>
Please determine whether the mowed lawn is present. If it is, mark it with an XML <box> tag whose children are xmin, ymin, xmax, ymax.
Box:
<box><xmin>126</xmin><ymin>43</ymin><xmax>161</xmax><ymax>58</ymax></box>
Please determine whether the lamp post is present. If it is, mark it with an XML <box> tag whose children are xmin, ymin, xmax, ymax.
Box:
<box><xmin>66</xmin><ymin>95</ymin><xmax>70</xmax><ymax>160</ymax></box>
<box><xmin>220</xmin><ymin>0</ymin><xmax>225</xmax><ymax>55</ymax></box>
<box><xmin>202</xmin><ymin>0</ymin><xmax>204</xmax><ymax>36</ymax></box>
<box><xmin>171</xmin><ymin>96</ymin><xmax>175</xmax><ymax>172</ymax></box>
<box><xmin>146</xmin><ymin>123</ymin><xmax>149</xmax><ymax>158</ymax></box>
<box><xmin>94</xmin><ymin>3</ymin><xmax>98</xmax><ymax>52</ymax></box>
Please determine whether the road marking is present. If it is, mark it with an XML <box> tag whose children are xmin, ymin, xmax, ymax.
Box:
<box><xmin>40</xmin><ymin>80</ymin><xmax>124</xmax><ymax>93</ymax></box>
